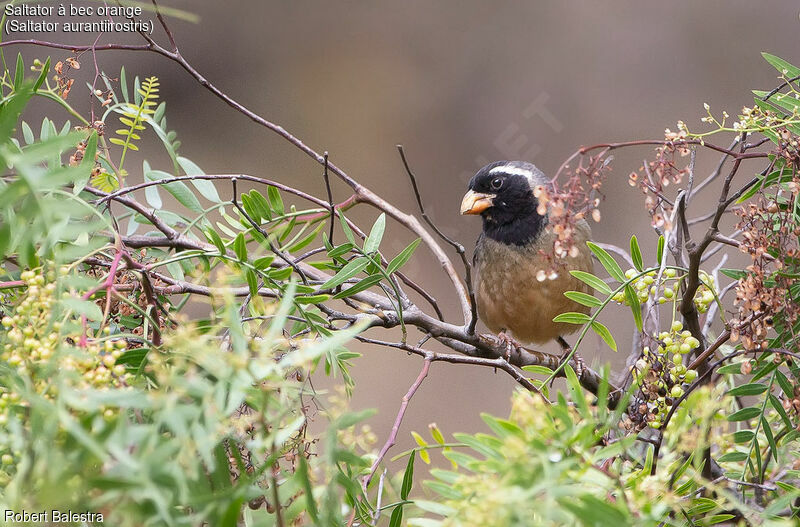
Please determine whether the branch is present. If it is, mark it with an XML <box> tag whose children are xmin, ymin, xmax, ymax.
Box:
<box><xmin>363</xmin><ymin>358</ymin><xmax>430</xmax><ymax>491</ymax></box>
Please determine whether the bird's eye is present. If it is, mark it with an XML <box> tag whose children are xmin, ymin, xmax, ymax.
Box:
<box><xmin>490</xmin><ymin>177</ymin><xmax>503</xmax><ymax>190</ymax></box>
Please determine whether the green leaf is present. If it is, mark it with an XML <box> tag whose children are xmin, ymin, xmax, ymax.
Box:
<box><xmin>441</xmin><ymin>450</ymin><xmax>475</xmax><ymax>468</ymax></box>
<box><xmin>0</xmin><ymin>86</ymin><xmax>33</xmax><ymax>144</ymax></box>
<box><xmin>630</xmin><ymin>235</ymin><xmax>643</xmax><ymax>271</ymax></box>
<box><xmin>762</xmin><ymin>52</ymin><xmax>800</xmax><ymax>79</ymax></box>
<box><xmin>413</xmin><ymin>500</ymin><xmax>456</xmax><ymax>517</ymax></box>
<box><xmin>400</xmin><ymin>451</ymin><xmax>415</xmax><ymax>500</ymax></box>
<box><xmin>769</xmin><ymin>394</ymin><xmax>793</xmax><ymax>428</ymax></box>
<box><xmin>569</xmin><ymin>270</ymin><xmax>612</xmax><ymax>295</ymax></box>
<box><xmin>591</xmin><ymin>320</ymin><xmax>617</xmax><ymax>351</ymax></box>
<box><xmin>564</xmin><ymin>291</ymin><xmax>602</xmax><ymax>307</ymax></box>
<box><xmin>267</xmin><ymin>186</ymin><xmax>284</xmax><ymax>215</ymax></box>
<box><xmin>0</xmin><ymin>223</ymin><xmax>10</xmax><ymax>258</ymax></box>
<box><xmin>61</xmin><ymin>297</ymin><xmax>103</xmax><ymax>321</ymax></box>
<box><xmin>423</xmin><ymin>480</ymin><xmax>463</xmax><ymax>501</ymax></box>
<box><xmin>727</xmin><ymin>406</ymin><xmax>761</xmax><ymax>422</ymax></box>
<box><xmin>564</xmin><ymin>365</ymin><xmax>589</xmax><ymax>415</ymax></box>
<box><xmin>240</xmin><ymin>192</ymin><xmax>259</xmax><ymax>223</ymax></box>
<box><xmin>452</xmin><ymin>433</ymin><xmax>503</xmax><ymax>460</ymax></box>
<box><xmin>13</xmin><ymin>53</ymin><xmax>24</xmax><ymax>91</ymax></box>
<box><xmin>717</xmin><ymin>452</ymin><xmax>748</xmax><ymax>463</ymax></box>
<box><xmin>268</xmin><ymin>267</ymin><xmax>293</xmax><ymax>281</ymax></box>
<box><xmin>717</xmin><ymin>363</ymin><xmax>746</xmax><ymax>375</ymax></box>
<box><xmin>388</xmin><ymin>507</ymin><xmax>403</xmax><ymax>527</ymax></box>
<box><xmin>328</xmin><ymin>242</ymin><xmax>354</xmax><ymax>259</ymax></box>
<box><xmin>248</xmin><ymin>190</ymin><xmax>272</xmax><ymax>221</ymax></box>
<box><xmin>727</xmin><ymin>383</ymin><xmax>768</xmax><ymax>397</ymax></box>
<box><xmin>720</xmin><ymin>268</ymin><xmax>747</xmax><ymax>280</ymax></box>
<box><xmin>287</xmin><ymin>223</ymin><xmax>323</xmax><ymax>254</ymax></box>
<box><xmin>761</xmin><ymin>415</ymin><xmax>778</xmax><ymax>462</ymax></box>
<box><xmin>339</xmin><ymin>211</ymin><xmax>356</xmax><ymax>245</ymax></box>
<box><xmin>120</xmin><ymin>66</ymin><xmax>129</xmax><ymax>102</ymax></box>
<box><xmin>21</xmin><ymin>121</ymin><xmax>34</xmax><ymax>144</ymax></box>
<box><xmin>363</xmin><ymin>213</ymin><xmax>386</xmax><ymax>254</ymax></box>
<box><xmin>204</xmin><ymin>228</ymin><xmax>226</xmax><ymax>255</ymax></box>
<box><xmin>295</xmin><ymin>294</ymin><xmax>330</xmax><ymax>304</ymax></box>
<box><xmin>411</xmin><ymin>432</ymin><xmax>431</xmax><ymax>464</ymax></box>
<box><xmin>233</xmin><ymin>232</ymin><xmax>247</xmax><ymax>261</ymax></box>
<box><xmin>521</xmin><ymin>365</ymin><xmax>554</xmax><ymax>376</ymax></box>
<box><xmin>656</xmin><ymin>235</ymin><xmax>665</xmax><ymax>265</ymax></box>
<box><xmin>333</xmin><ymin>274</ymin><xmax>382</xmax><ymax>299</ymax></box>
<box><xmin>177</xmin><ymin>156</ymin><xmax>221</xmax><ymax>203</ymax></box>
<box><xmin>736</xmin><ymin>167</ymin><xmax>795</xmax><ymax>204</ymax></box>
<box><xmin>33</xmin><ymin>57</ymin><xmax>50</xmax><ymax>92</ymax></box>
<box><xmin>145</xmin><ymin>169</ymin><xmax>203</xmax><ymax>214</ymax></box>
<box><xmin>296</xmin><ymin>456</ymin><xmax>319</xmax><ymax>524</ymax></box>
<box><xmin>705</xmin><ymin>515</ymin><xmax>736</xmax><ymax>525</ymax></box>
<box><xmin>552</xmin><ymin>312</ymin><xmax>591</xmax><ymax>324</ymax></box>
<box><xmin>253</xmin><ymin>255</ymin><xmax>274</xmax><ymax>270</ymax></box>
<box><xmin>776</xmin><ymin>370</ymin><xmax>794</xmax><ymax>398</ymax></box>
<box><xmin>318</xmin><ymin>257</ymin><xmax>370</xmax><ymax>290</ymax></box>
<box><xmin>731</xmin><ymin>430</ymin><xmax>754</xmax><ymax>443</ymax></box>
<box><xmin>587</xmin><ymin>242</ymin><xmax>625</xmax><ymax>282</ymax></box>
<box><xmin>387</xmin><ymin>238</ymin><xmax>421</xmax><ymax>274</ymax></box>
<box><xmin>430</xmin><ymin>424</ymin><xmax>445</xmax><ymax>445</ymax></box>
<box><xmin>624</xmin><ymin>284</ymin><xmax>643</xmax><ymax>331</ymax></box>
<box><xmin>245</xmin><ymin>268</ymin><xmax>258</xmax><ymax>297</ymax></box>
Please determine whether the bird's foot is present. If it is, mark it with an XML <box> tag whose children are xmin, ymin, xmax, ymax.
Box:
<box><xmin>557</xmin><ymin>348</ymin><xmax>585</xmax><ymax>379</ymax></box>
<box><xmin>495</xmin><ymin>331</ymin><xmax>522</xmax><ymax>362</ymax></box>
<box><xmin>555</xmin><ymin>336</ymin><xmax>585</xmax><ymax>381</ymax></box>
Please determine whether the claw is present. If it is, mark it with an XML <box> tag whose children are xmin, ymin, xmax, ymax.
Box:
<box><xmin>496</xmin><ymin>330</ymin><xmax>522</xmax><ymax>362</ymax></box>
<box><xmin>572</xmin><ymin>354</ymin><xmax>586</xmax><ymax>379</ymax></box>
<box><xmin>554</xmin><ymin>336</ymin><xmax>585</xmax><ymax>384</ymax></box>
<box><xmin>479</xmin><ymin>330</ymin><xmax>521</xmax><ymax>362</ymax></box>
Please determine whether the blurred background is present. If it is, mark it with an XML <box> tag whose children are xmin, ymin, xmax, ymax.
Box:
<box><xmin>7</xmin><ymin>0</ymin><xmax>800</xmax><ymax>473</ymax></box>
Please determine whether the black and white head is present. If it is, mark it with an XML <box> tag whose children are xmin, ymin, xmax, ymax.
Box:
<box><xmin>460</xmin><ymin>161</ymin><xmax>548</xmax><ymax>246</ymax></box>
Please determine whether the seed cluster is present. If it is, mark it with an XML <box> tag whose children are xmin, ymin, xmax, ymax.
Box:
<box><xmin>611</xmin><ymin>265</ymin><xmax>717</xmax><ymax>432</ymax></box>
<box><xmin>625</xmin><ymin>320</ymin><xmax>701</xmax><ymax>431</ymax></box>
<box><xmin>1</xmin><ymin>268</ymin><xmax>129</xmax><ymax>468</ymax></box>
<box><xmin>612</xmin><ymin>267</ymin><xmax>716</xmax><ymax>313</ymax></box>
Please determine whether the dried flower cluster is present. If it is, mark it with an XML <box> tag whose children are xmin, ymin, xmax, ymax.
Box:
<box><xmin>628</xmin><ymin>138</ymin><xmax>691</xmax><ymax>231</ymax></box>
<box><xmin>537</xmin><ymin>153</ymin><xmax>611</xmax><ymax>268</ymax></box>
<box><xmin>732</xmin><ymin>186</ymin><xmax>799</xmax><ymax>350</ymax></box>
<box><xmin>52</xmin><ymin>56</ymin><xmax>79</xmax><ymax>99</ymax></box>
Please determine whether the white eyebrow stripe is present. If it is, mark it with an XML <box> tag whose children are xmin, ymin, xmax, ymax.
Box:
<box><xmin>488</xmin><ymin>165</ymin><xmax>534</xmax><ymax>179</ymax></box>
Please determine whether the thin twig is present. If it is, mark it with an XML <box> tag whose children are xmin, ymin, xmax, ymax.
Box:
<box><xmin>363</xmin><ymin>359</ymin><xmax>431</xmax><ymax>491</ymax></box>
<box><xmin>322</xmin><ymin>152</ymin><xmax>335</xmax><ymax>244</ymax></box>
<box><xmin>396</xmin><ymin>145</ymin><xmax>478</xmax><ymax>334</ymax></box>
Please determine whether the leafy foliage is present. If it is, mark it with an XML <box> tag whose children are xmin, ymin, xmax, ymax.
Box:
<box><xmin>2</xmin><ymin>31</ymin><xmax>800</xmax><ymax>527</ymax></box>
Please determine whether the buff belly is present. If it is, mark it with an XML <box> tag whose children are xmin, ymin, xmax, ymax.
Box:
<box><xmin>474</xmin><ymin>226</ymin><xmax>594</xmax><ymax>345</ymax></box>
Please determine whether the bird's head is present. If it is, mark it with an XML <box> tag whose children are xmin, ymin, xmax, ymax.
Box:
<box><xmin>460</xmin><ymin>161</ymin><xmax>548</xmax><ymax>246</ymax></box>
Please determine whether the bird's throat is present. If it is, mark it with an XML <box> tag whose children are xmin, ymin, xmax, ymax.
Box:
<box><xmin>481</xmin><ymin>210</ymin><xmax>546</xmax><ymax>247</ymax></box>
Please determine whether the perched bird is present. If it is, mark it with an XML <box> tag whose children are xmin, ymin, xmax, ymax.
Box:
<box><xmin>460</xmin><ymin>161</ymin><xmax>594</xmax><ymax>356</ymax></box>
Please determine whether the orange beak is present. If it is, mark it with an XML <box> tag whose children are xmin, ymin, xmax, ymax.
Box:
<box><xmin>460</xmin><ymin>190</ymin><xmax>494</xmax><ymax>215</ymax></box>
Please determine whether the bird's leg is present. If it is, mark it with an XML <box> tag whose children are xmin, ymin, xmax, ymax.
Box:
<box><xmin>557</xmin><ymin>336</ymin><xmax>585</xmax><ymax>379</ymax></box>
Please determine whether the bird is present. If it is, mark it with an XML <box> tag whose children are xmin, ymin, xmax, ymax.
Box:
<box><xmin>460</xmin><ymin>160</ymin><xmax>594</xmax><ymax>363</ymax></box>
